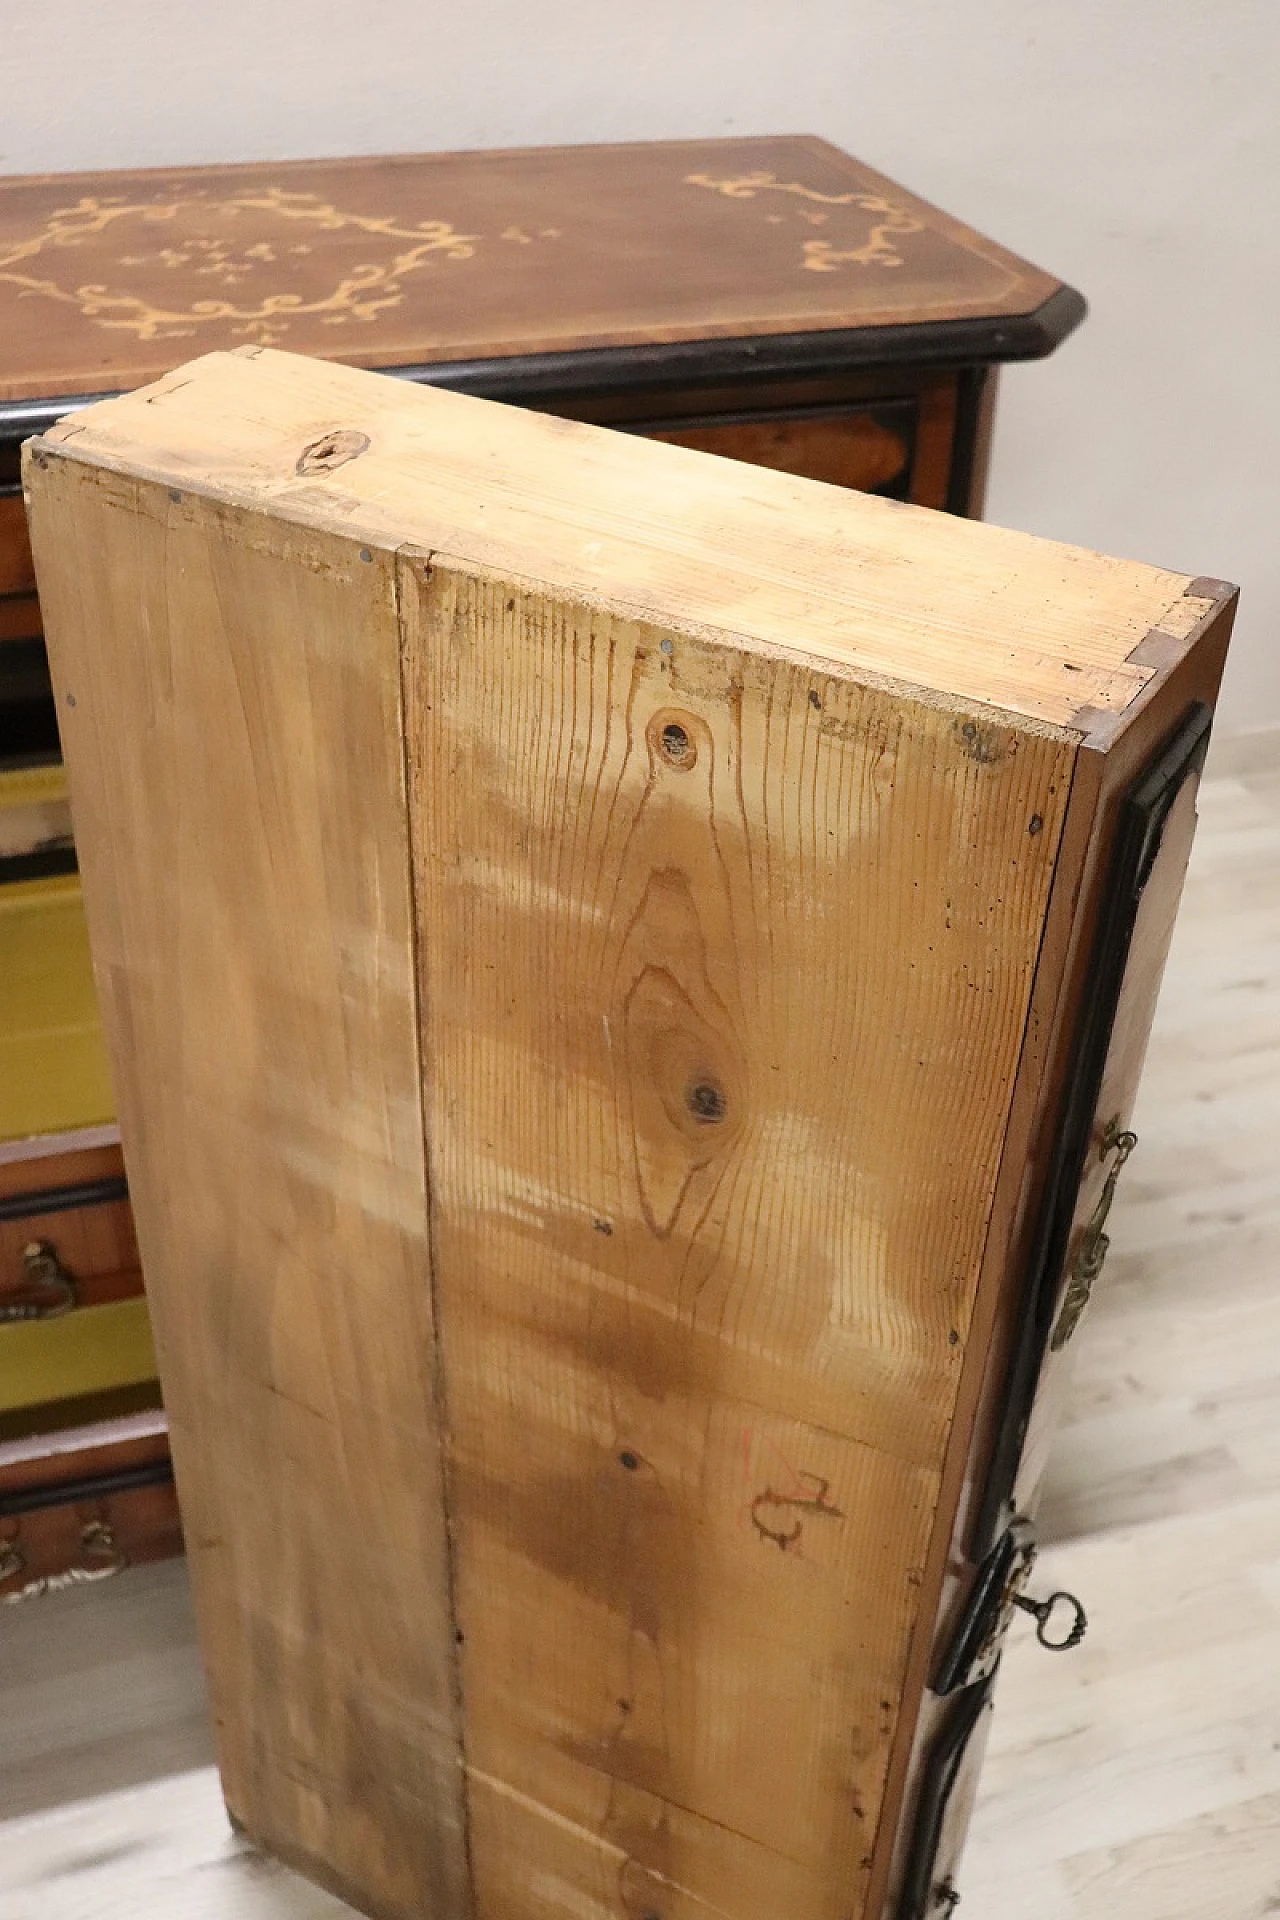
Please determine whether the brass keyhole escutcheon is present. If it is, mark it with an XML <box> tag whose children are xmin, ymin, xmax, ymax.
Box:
<box><xmin>1050</xmin><ymin>1120</ymin><xmax>1137</xmax><ymax>1351</ymax></box>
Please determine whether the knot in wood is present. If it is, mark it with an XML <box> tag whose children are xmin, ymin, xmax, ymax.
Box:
<box><xmin>295</xmin><ymin>429</ymin><xmax>371</xmax><ymax>475</ymax></box>
<box><xmin>686</xmin><ymin>1079</ymin><xmax>727</xmax><ymax>1123</ymax></box>
<box><xmin>647</xmin><ymin>707</ymin><xmax>700</xmax><ymax>771</ymax></box>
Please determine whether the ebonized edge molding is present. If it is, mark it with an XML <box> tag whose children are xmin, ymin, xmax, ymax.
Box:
<box><xmin>0</xmin><ymin>286</ymin><xmax>1087</xmax><ymax>451</ymax></box>
<box><xmin>0</xmin><ymin>1454</ymin><xmax>174</xmax><ymax>1517</ymax></box>
<box><xmin>970</xmin><ymin>700</ymin><xmax>1214</xmax><ymax>1558</ymax></box>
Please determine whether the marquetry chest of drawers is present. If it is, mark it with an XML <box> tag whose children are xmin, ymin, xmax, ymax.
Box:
<box><xmin>25</xmin><ymin>348</ymin><xmax>1231</xmax><ymax>1919</ymax></box>
<box><xmin>0</xmin><ymin>136</ymin><xmax>1083</xmax><ymax>1598</ymax></box>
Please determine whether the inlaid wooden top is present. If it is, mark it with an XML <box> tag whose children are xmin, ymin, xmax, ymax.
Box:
<box><xmin>0</xmin><ymin>137</ymin><xmax>1081</xmax><ymax>414</ymax></box>
<box><xmin>32</xmin><ymin>347</ymin><xmax>1220</xmax><ymax>735</ymax></box>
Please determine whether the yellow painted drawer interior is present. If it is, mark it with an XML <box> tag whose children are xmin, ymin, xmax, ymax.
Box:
<box><xmin>0</xmin><ymin>871</ymin><xmax>115</xmax><ymax>1141</ymax></box>
<box><xmin>0</xmin><ymin>1296</ymin><xmax>157</xmax><ymax>1413</ymax></box>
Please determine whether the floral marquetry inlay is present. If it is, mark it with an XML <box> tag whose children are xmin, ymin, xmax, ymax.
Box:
<box><xmin>684</xmin><ymin>172</ymin><xmax>926</xmax><ymax>271</ymax></box>
<box><xmin>0</xmin><ymin>188</ymin><xmax>496</xmax><ymax>345</ymax></box>
<box><xmin>0</xmin><ymin>142</ymin><xmax>1062</xmax><ymax>397</ymax></box>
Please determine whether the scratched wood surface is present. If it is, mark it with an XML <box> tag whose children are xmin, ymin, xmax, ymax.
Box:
<box><xmin>23</xmin><ymin>459</ymin><xmax>467</xmax><ymax>1918</ymax></box>
<box><xmin>402</xmin><ymin>559</ymin><xmax>1073</xmax><ymax>1918</ymax></box>
<box><xmin>32</xmin><ymin>347</ymin><xmax>1207</xmax><ymax>732</ymax></box>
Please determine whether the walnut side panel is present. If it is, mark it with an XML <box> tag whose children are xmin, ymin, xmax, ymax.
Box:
<box><xmin>400</xmin><ymin>558</ymin><xmax>1077</xmax><ymax>1920</ymax></box>
<box><xmin>24</xmin><ymin>457</ymin><xmax>467</xmax><ymax>1920</ymax></box>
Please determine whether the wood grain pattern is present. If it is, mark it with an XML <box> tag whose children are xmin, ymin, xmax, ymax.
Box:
<box><xmin>556</xmin><ymin>366</ymin><xmax>967</xmax><ymax>514</ymax></box>
<box><xmin>25</xmin><ymin>458</ymin><xmax>467</xmax><ymax>1920</ymax></box>
<box><xmin>36</xmin><ymin>348</ymin><xmax>1201</xmax><ymax>730</ymax></box>
<box><xmin>644</xmin><ymin>403</ymin><xmax>914</xmax><ymax>496</ymax></box>
<box><xmin>0</xmin><ymin>137</ymin><xmax>1069</xmax><ymax>406</ymax></box>
<box><xmin>402</xmin><ymin>558</ymin><xmax>1074</xmax><ymax>1918</ymax></box>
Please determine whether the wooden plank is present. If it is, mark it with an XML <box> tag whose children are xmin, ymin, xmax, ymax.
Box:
<box><xmin>400</xmin><ymin>556</ymin><xmax>1076</xmax><ymax>1918</ymax></box>
<box><xmin>36</xmin><ymin>347</ymin><xmax>1201</xmax><ymax>730</ymax></box>
<box><xmin>26</xmin><ymin>458</ymin><xmax>467</xmax><ymax>1920</ymax></box>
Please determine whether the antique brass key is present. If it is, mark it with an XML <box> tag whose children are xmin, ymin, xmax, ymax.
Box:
<box><xmin>1050</xmin><ymin>1120</ymin><xmax>1137</xmax><ymax>1351</ymax></box>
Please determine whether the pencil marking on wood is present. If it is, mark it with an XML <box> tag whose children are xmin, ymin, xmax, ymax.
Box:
<box><xmin>750</xmin><ymin>1474</ymin><xmax>845</xmax><ymax>1553</ymax></box>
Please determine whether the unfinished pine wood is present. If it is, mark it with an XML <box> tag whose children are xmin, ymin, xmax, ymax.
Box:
<box><xmin>21</xmin><ymin>346</ymin><xmax>1236</xmax><ymax>1920</ymax></box>
<box><xmin>2</xmin><ymin>753</ymin><xmax>1277</xmax><ymax>1920</ymax></box>
<box><xmin>23</xmin><ymin>458</ymin><xmax>466</xmax><ymax>1919</ymax></box>
<box><xmin>401</xmin><ymin>561</ymin><xmax>1073</xmax><ymax>1917</ymax></box>
<box><xmin>39</xmin><ymin>347</ymin><xmax>1204</xmax><ymax>730</ymax></box>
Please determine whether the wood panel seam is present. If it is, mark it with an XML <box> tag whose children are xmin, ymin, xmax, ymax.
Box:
<box><xmin>861</xmin><ymin>734</ymin><xmax>1086</xmax><ymax>1916</ymax></box>
<box><xmin>393</xmin><ymin>544</ymin><xmax>477</xmax><ymax>1920</ymax></box>
<box><xmin>469</xmin><ymin>1765</ymin><xmax>766</xmax><ymax>1919</ymax></box>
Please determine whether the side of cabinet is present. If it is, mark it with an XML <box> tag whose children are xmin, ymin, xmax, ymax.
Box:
<box><xmin>873</xmin><ymin>587</ymin><xmax>1237</xmax><ymax>1918</ymax></box>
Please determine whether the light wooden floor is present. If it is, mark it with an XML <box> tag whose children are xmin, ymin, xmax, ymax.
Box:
<box><xmin>2</xmin><ymin>748</ymin><xmax>1277</xmax><ymax>1920</ymax></box>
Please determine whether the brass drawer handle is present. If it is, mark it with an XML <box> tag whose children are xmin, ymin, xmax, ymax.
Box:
<box><xmin>0</xmin><ymin>1240</ymin><xmax>78</xmax><ymax>1322</ymax></box>
<box><xmin>0</xmin><ymin>1518</ymin><xmax>127</xmax><ymax>1603</ymax></box>
<box><xmin>1050</xmin><ymin>1120</ymin><xmax>1137</xmax><ymax>1351</ymax></box>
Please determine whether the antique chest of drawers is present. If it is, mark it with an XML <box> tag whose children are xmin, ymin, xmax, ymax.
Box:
<box><xmin>0</xmin><ymin>756</ymin><xmax>178</xmax><ymax>1590</ymax></box>
<box><xmin>0</xmin><ymin>138</ymin><xmax>1083</xmax><ymax>1593</ymax></box>
<box><xmin>24</xmin><ymin>349</ymin><xmax>1232</xmax><ymax>1918</ymax></box>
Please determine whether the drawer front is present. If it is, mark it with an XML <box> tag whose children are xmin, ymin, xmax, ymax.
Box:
<box><xmin>0</xmin><ymin>1422</ymin><xmax>180</xmax><ymax>1599</ymax></box>
<box><xmin>0</xmin><ymin>872</ymin><xmax>117</xmax><ymax>1140</ymax></box>
<box><xmin>890</xmin><ymin>704</ymin><xmax>1213</xmax><ymax>1917</ymax></box>
<box><xmin>0</xmin><ymin>1296</ymin><xmax>156</xmax><ymax>1412</ymax></box>
<box><xmin>0</xmin><ymin>491</ymin><xmax>35</xmax><ymax>598</ymax></box>
<box><xmin>0</xmin><ymin>1153</ymin><xmax>138</xmax><ymax>1313</ymax></box>
<box><xmin>0</xmin><ymin>1141</ymin><xmax>149</xmax><ymax>1414</ymax></box>
<box><xmin>0</xmin><ymin>594</ymin><xmax>42</xmax><ymax>644</ymax></box>
<box><xmin>896</xmin><ymin>1673</ymin><xmax>997</xmax><ymax>1918</ymax></box>
<box><xmin>975</xmin><ymin>702</ymin><xmax>1212</xmax><ymax>1551</ymax></box>
<box><xmin>1</xmin><ymin>632</ymin><xmax>60</xmax><ymax>765</ymax></box>
<box><xmin>640</xmin><ymin>398</ymin><xmax>918</xmax><ymax>499</ymax></box>
<box><xmin>1011</xmin><ymin>764</ymin><xmax>1201</xmax><ymax>1515</ymax></box>
<box><xmin>0</xmin><ymin>758</ymin><xmax>74</xmax><ymax>872</ymax></box>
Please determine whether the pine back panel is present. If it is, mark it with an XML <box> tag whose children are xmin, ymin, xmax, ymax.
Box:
<box><xmin>26</xmin><ymin>457</ymin><xmax>466</xmax><ymax>1914</ymax></box>
<box><xmin>398</xmin><ymin>558</ymin><xmax>1073</xmax><ymax>1918</ymax></box>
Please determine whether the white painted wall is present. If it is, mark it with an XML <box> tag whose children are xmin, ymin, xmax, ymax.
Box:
<box><xmin>5</xmin><ymin>1</ymin><xmax>1278</xmax><ymax>732</ymax></box>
